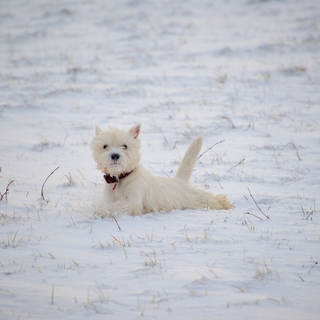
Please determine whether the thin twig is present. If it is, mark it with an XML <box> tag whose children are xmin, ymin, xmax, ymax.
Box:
<box><xmin>289</xmin><ymin>141</ymin><xmax>301</xmax><ymax>161</ymax></box>
<box><xmin>198</xmin><ymin>140</ymin><xmax>225</xmax><ymax>160</ymax></box>
<box><xmin>244</xmin><ymin>211</ymin><xmax>262</xmax><ymax>220</ymax></box>
<box><xmin>306</xmin><ymin>210</ymin><xmax>313</xmax><ymax>220</ymax></box>
<box><xmin>51</xmin><ymin>285</ymin><xmax>55</xmax><ymax>305</ymax></box>
<box><xmin>41</xmin><ymin>167</ymin><xmax>60</xmax><ymax>200</ymax></box>
<box><xmin>308</xmin><ymin>260</ymin><xmax>318</xmax><ymax>273</ymax></box>
<box><xmin>113</xmin><ymin>217</ymin><xmax>121</xmax><ymax>231</ymax></box>
<box><xmin>0</xmin><ymin>180</ymin><xmax>15</xmax><ymax>202</ymax></box>
<box><xmin>247</xmin><ymin>187</ymin><xmax>269</xmax><ymax>219</ymax></box>
<box><xmin>227</xmin><ymin>158</ymin><xmax>245</xmax><ymax>172</ymax></box>
<box><xmin>301</xmin><ymin>205</ymin><xmax>306</xmax><ymax>216</ymax></box>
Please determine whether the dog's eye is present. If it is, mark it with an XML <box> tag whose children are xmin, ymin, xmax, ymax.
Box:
<box><xmin>103</xmin><ymin>145</ymin><xmax>108</xmax><ymax>149</ymax></box>
<box><xmin>122</xmin><ymin>144</ymin><xmax>127</xmax><ymax>150</ymax></box>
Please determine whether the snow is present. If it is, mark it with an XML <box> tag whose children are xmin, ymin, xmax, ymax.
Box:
<box><xmin>0</xmin><ymin>0</ymin><xmax>319</xmax><ymax>319</ymax></box>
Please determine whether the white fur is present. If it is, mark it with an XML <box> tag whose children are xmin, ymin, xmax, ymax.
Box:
<box><xmin>90</xmin><ymin>124</ymin><xmax>234</xmax><ymax>217</ymax></box>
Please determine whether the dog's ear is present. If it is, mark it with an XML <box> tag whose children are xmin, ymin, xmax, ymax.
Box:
<box><xmin>128</xmin><ymin>123</ymin><xmax>141</xmax><ymax>139</ymax></box>
<box><xmin>95</xmin><ymin>125</ymin><xmax>102</xmax><ymax>135</ymax></box>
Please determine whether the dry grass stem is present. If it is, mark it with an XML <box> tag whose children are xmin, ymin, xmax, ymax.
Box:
<box><xmin>308</xmin><ymin>260</ymin><xmax>318</xmax><ymax>273</ymax></box>
<box><xmin>0</xmin><ymin>180</ymin><xmax>15</xmax><ymax>202</ymax></box>
<box><xmin>41</xmin><ymin>167</ymin><xmax>60</xmax><ymax>200</ymax></box>
<box><xmin>301</xmin><ymin>205</ymin><xmax>314</xmax><ymax>220</ymax></box>
<box><xmin>221</xmin><ymin>116</ymin><xmax>236</xmax><ymax>128</ymax></box>
<box><xmin>113</xmin><ymin>217</ymin><xmax>122</xmax><ymax>231</ymax></box>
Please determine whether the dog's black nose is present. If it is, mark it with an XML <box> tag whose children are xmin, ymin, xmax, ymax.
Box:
<box><xmin>111</xmin><ymin>153</ymin><xmax>120</xmax><ymax>161</ymax></box>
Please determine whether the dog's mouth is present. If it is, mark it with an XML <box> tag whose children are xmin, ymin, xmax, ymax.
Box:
<box><xmin>102</xmin><ymin>162</ymin><xmax>126</xmax><ymax>176</ymax></box>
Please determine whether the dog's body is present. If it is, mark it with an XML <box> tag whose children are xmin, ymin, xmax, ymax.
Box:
<box><xmin>91</xmin><ymin>124</ymin><xmax>234</xmax><ymax>217</ymax></box>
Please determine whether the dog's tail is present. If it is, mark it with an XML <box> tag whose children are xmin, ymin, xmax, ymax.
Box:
<box><xmin>175</xmin><ymin>136</ymin><xmax>203</xmax><ymax>182</ymax></box>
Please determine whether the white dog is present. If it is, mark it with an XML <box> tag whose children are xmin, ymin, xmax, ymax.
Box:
<box><xmin>91</xmin><ymin>124</ymin><xmax>234</xmax><ymax>217</ymax></box>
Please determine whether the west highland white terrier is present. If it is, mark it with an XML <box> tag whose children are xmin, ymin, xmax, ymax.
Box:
<box><xmin>91</xmin><ymin>124</ymin><xmax>234</xmax><ymax>217</ymax></box>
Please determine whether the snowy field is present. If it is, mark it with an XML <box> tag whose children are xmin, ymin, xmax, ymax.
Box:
<box><xmin>1</xmin><ymin>0</ymin><xmax>319</xmax><ymax>319</ymax></box>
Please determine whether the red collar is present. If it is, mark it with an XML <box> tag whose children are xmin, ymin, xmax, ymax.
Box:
<box><xmin>104</xmin><ymin>170</ymin><xmax>133</xmax><ymax>185</ymax></box>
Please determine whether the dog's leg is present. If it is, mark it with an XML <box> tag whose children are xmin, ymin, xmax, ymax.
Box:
<box><xmin>105</xmin><ymin>198</ymin><xmax>142</xmax><ymax>216</ymax></box>
<box><xmin>114</xmin><ymin>193</ymin><xmax>143</xmax><ymax>216</ymax></box>
<box><xmin>122</xmin><ymin>200</ymin><xmax>143</xmax><ymax>216</ymax></box>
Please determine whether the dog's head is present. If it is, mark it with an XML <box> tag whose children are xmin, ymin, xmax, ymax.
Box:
<box><xmin>90</xmin><ymin>124</ymin><xmax>141</xmax><ymax>177</ymax></box>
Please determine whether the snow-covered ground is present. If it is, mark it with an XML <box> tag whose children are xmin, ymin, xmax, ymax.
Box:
<box><xmin>1</xmin><ymin>0</ymin><xmax>319</xmax><ymax>319</ymax></box>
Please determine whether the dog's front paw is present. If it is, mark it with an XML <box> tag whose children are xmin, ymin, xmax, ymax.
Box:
<box><xmin>118</xmin><ymin>204</ymin><xmax>143</xmax><ymax>216</ymax></box>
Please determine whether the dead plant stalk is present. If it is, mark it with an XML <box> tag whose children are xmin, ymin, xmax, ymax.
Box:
<box><xmin>198</xmin><ymin>140</ymin><xmax>225</xmax><ymax>160</ymax></box>
<box><xmin>0</xmin><ymin>180</ymin><xmax>15</xmax><ymax>202</ymax></box>
<box><xmin>247</xmin><ymin>187</ymin><xmax>269</xmax><ymax>219</ymax></box>
<box><xmin>41</xmin><ymin>167</ymin><xmax>60</xmax><ymax>200</ymax></box>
